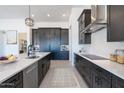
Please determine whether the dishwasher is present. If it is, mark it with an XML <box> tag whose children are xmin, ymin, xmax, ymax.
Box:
<box><xmin>23</xmin><ymin>62</ymin><xmax>38</xmax><ymax>88</ymax></box>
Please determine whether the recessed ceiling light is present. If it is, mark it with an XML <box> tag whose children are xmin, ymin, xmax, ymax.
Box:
<box><xmin>47</xmin><ymin>14</ymin><xmax>50</xmax><ymax>17</ymax></box>
<box><xmin>62</xmin><ymin>14</ymin><xmax>66</xmax><ymax>17</ymax></box>
<box><xmin>31</xmin><ymin>14</ymin><xmax>34</xmax><ymax>17</ymax></box>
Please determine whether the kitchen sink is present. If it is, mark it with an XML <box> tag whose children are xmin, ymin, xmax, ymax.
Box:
<box><xmin>25</xmin><ymin>56</ymin><xmax>40</xmax><ymax>59</ymax></box>
<box><xmin>81</xmin><ymin>54</ymin><xmax>108</xmax><ymax>60</ymax></box>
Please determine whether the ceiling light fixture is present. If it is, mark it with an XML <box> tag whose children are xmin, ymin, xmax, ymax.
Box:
<box><xmin>62</xmin><ymin>14</ymin><xmax>66</xmax><ymax>17</ymax></box>
<box><xmin>25</xmin><ymin>5</ymin><xmax>34</xmax><ymax>27</ymax></box>
<box><xmin>31</xmin><ymin>14</ymin><xmax>34</xmax><ymax>17</ymax></box>
<box><xmin>47</xmin><ymin>14</ymin><xmax>50</xmax><ymax>17</ymax></box>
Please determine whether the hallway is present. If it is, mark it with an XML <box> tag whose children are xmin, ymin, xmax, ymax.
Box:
<box><xmin>39</xmin><ymin>60</ymin><xmax>88</xmax><ymax>88</ymax></box>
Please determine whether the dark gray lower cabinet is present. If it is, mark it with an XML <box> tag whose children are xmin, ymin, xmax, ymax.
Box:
<box><xmin>75</xmin><ymin>54</ymin><xmax>91</xmax><ymax>87</ymax></box>
<box><xmin>91</xmin><ymin>65</ymin><xmax>111</xmax><ymax>88</ymax></box>
<box><xmin>38</xmin><ymin>54</ymin><xmax>51</xmax><ymax>86</ymax></box>
<box><xmin>75</xmin><ymin>54</ymin><xmax>112</xmax><ymax>88</ymax></box>
<box><xmin>0</xmin><ymin>72</ymin><xmax>23</xmax><ymax>88</ymax></box>
<box><xmin>112</xmin><ymin>75</ymin><xmax>124</xmax><ymax>88</ymax></box>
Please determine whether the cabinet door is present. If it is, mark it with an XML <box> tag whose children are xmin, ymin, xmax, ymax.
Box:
<box><xmin>100</xmin><ymin>69</ymin><xmax>111</xmax><ymax>88</ymax></box>
<box><xmin>0</xmin><ymin>72</ymin><xmax>23</xmax><ymax>88</ymax></box>
<box><xmin>38</xmin><ymin>28</ymin><xmax>50</xmax><ymax>52</ymax></box>
<box><xmin>101</xmin><ymin>77</ymin><xmax>111</xmax><ymax>88</ymax></box>
<box><xmin>91</xmin><ymin>70</ymin><xmax>102</xmax><ymax>88</ymax></box>
<box><xmin>79</xmin><ymin>33</ymin><xmax>91</xmax><ymax>44</ymax></box>
<box><xmin>50</xmin><ymin>28</ymin><xmax>61</xmax><ymax>59</ymax></box>
<box><xmin>58</xmin><ymin>51</ymin><xmax>69</xmax><ymax>60</ymax></box>
<box><xmin>112</xmin><ymin>75</ymin><xmax>124</xmax><ymax>88</ymax></box>
<box><xmin>107</xmin><ymin>5</ymin><xmax>124</xmax><ymax>42</ymax></box>
<box><xmin>92</xmin><ymin>66</ymin><xmax>111</xmax><ymax>88</ymax></box>
<box><xmin>38</xmin><ymin>59</ymin><xmax>43</xmax><ymax>86</ymax></box>
<box><xmin>50</xmin><ymin>28</ymin><xmax>60</xmax><ymax>52</ymax></box>
<box><xmin>84</xmin><ymin>33</ymin><xmax>91</xmax><ymax>44</ymax></box>
<box><xmin>78</xmin><ymin>9</ymin><xmax>91</xmax><ymax>44</ymax></box>
<box><xmin>32</xmin><ymin>29</ymin><xmax>41</xmax><ymax>49</ymax></box>
<box><xmin>61</xmin><ymin>29</ymin><xmax>69</xmax><ymax>45</ymax></box>
<box><xmin>38</xmin><ymin>54</ymin><xmax>51</xmax><ymax>86</ymax></box>
<box><xmin>75</xmin><ymin>55</ymin><xmax>91</xmax><ymax>87</ymax></box>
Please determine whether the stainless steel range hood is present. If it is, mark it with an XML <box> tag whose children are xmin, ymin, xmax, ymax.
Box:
<box><xmin>81</xmin><ymin>5</ymin><xmax>107</xmax><ymax>33</ymax></box>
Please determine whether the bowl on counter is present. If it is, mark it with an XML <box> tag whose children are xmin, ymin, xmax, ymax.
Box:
<box><xmin>0</xmin><ymin>55</ymin><xmax>17</xmax><ymax>64</ymax></box>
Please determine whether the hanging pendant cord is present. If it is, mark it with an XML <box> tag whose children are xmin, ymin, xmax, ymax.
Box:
<box><xmin>29</xmin><ymin>5</ymin><xmax>30</xmax><ymax>18</ymax></box>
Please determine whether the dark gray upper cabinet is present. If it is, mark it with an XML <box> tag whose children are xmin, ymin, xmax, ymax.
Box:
<box><xmin>78</xmin><ymin>9</ymin><xmax>91</xmax><ymax>44</ymax></box>
<box><xmin>38</xmin><ymin>28</ymin><xmax>50</xmax><ymax>52</ymax></box>
<box><xmin>32</xmin><ymin>28</ymin><xmax>69</xmax><ymax>60</ymax></box>
<box><xmin>60</xmin><ymin>29</ymin><xmax>69</xmax><ymax>45</ymax></box>
<box><xmin>49</xmin><ymin>28</ymin><xmax>61</xmax><ymax>52</ymax></box>
<box><xmin>107</xmin><ymin>5</ymin><xmax>124</xmax><ymax>42</ymax></box>
<box><xmin>32</xmin><ymin>28</ymin><xmax>50</xmax><ymax>52</ymax></box>
<box><xmin>32</xmin><ymin>29</ymin><xmax>41</xmax><ymax>46</ymax></box>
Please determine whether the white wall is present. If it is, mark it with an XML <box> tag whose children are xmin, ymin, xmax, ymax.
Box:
<box><xmin>0</xmin><ymin>31</ymin><xmax>5</xmax><ymax>56</ymax></box>
<box><xmin>69</xmin><ymin>6</ymin><xmax>91</xmax><ymax>64</ymax></box>
<box><xmin>0</xmin><ymin>19</ymin><xmax>30</xmax><ymax>56</ymax></box>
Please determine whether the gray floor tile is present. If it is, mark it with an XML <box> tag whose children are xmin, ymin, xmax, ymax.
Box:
<box><xmin>39</xmin><ymin>60</ymin><xmax>88</xmax><ymax>88</ymax></box>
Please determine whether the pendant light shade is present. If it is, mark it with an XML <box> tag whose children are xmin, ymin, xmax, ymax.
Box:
<box><xmin>25</xmin><ymin>5</ymin><xmax>34</xmax><ymax>27</ymax></box>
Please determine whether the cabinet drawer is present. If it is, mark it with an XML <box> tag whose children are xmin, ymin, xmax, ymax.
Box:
<box><xmin>0</xmin><ymin>71</ymin><xmax>23</xmax><ymax>88</ymax></box>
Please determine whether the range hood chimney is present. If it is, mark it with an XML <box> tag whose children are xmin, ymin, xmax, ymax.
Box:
<box><xmin>81</xmin><ymin>5</ymin><xmax>107</xmax><ymax>33</ymax></box>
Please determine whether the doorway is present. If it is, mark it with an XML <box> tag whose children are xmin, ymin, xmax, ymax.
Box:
<box><xmin>18</xmin><ymin>33</ymin><xmax>27</xmax><ymax>54</ymax></box>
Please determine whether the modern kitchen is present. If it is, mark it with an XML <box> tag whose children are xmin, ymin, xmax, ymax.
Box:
<box><xmin>0</xmin><ymin>5</ymin><xmax>124</xmax><ymax>88</ymax></box>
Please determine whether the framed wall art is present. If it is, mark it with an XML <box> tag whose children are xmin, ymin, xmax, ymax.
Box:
<box><xmin>6</xmin><ymin>30</ymin><xmax>17</xmax><ymax>44</ymax></box>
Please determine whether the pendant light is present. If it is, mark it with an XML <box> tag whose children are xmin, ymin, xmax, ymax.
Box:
<box><xmin>25</xmin><ymin>5</ymin><xmax>34</xmax><ymax>27</ymax></box>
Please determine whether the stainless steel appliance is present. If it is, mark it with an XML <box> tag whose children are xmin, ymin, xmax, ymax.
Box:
<box><xmin>23</xmin><ymin>62</ymin><xmax>38</xmax><ymax>88</ymax></box>
<box><xmin>27</xmin><ymin>44</ymin><xmax>36</xmax><ymax>58</ymax></box>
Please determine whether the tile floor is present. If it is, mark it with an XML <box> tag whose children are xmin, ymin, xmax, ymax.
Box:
<box><xmin>39</xmin><ymin>60</ymin><xmax>88</xmax><ymax>88</ymax></box>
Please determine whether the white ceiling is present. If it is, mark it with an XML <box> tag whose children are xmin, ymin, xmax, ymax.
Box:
<box><xmin>0</xmin><ymin>5</ymin><xmax>73</xmax><ymax>22</ymax></box>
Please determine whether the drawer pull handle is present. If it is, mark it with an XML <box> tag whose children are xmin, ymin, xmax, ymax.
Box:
<box><xmin>26</xmin><ymin>66</ymin><xmax>37</xmax><ymax>74</ymax></box>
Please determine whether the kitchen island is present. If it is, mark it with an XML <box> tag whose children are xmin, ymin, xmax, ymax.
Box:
<box><xmin>0</xmin><ymin>52</ymin><xmax>51</xmax><ymax>88</ymax></box>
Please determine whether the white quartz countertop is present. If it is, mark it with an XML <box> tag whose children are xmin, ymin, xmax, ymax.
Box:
<box><xmin>0</xmin><ymin>52</ymin><xmax>51</xmax><ymax>83</ymax></box>
<box><xmin>75</xmin><ymin>52</ymin><xmax>124</xmax><ymax>80</ymax></box>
